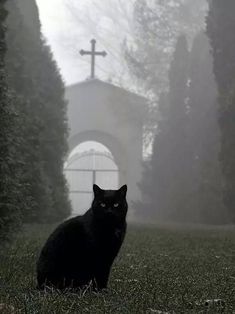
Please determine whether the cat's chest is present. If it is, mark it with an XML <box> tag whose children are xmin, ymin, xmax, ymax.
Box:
<box><xmin>114</xmin><ymin>228</ymin><xmax>123</xmax><ymax>240</ymax></box>
<box><xmin>95</xmin><ymin>227</ymin><xmax>123</xmax><ymax>247</ymax></box>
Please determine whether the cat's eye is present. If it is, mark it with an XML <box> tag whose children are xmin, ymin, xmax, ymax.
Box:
<box><xmin>100</xmin><ymin>203</ymin><xmax>106</xmax><ymax>208</ymax></box>
<box><xmin>113</xmin><ymin>203</ymin><xmax>119</xmax><ymax>208</ymax></box>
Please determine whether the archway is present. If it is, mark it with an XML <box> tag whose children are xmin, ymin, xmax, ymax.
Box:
<box><xmin>65</xmin><ymin>140</ymin><xmax>121</xmax><ymax>215</ymax></box>
<box><xmin>68</xmin><ymin>131</ymin><xmax>127</xmax><ymax>173</ymax></box>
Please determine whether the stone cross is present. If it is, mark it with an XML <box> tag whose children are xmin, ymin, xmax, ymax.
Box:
<box><xmin>80</xmin><ymin>39</ymin><xmax>107</xmax><ymax>79</ymax></box>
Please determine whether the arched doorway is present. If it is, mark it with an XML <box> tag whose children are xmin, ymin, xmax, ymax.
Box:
<box><xmin>64</xmin><ymin>141</ymin><xmax>119</xmax><ymax>215</ymax></box>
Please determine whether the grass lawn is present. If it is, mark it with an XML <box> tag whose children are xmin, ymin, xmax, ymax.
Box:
<box><xmin>0</xmin><ymin>223</ymin><xmax>235</xmax><ymax>313</ymax></box>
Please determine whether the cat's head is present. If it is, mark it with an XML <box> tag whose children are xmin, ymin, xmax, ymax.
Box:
<box><xmin>91</xmin><ymin>184</ymin><xmax>128</xmax><ymax>223</ymax></box>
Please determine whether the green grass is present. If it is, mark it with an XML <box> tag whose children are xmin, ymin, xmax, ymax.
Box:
<box><xmin>0</xmin><ymin>223</ymin><xmax>235</xmax><ymax>313</ymax></box>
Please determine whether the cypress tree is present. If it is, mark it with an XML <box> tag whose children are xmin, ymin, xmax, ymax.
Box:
<box><xmin>187</xmin><ymin>31</ymin><xmax>225</xmax><ymax>223</ymax></box>
<box><xmin>207</xmin><ymin>0</ymin><xmax>235</xmax><ymax>222</ymax></box>
<box><xmin>35</xmin><ymin>41</ymin><xmax>71</xmax><ymax>221</ymax></box>
<box><xmin>136</xmin><ymin>35</ymin><xmax>191</xmax><ymax>221</ymax></box>
<box><xmin>6</xmin><ymin>0</ymin><xmax>71</xmax><ymax>222</ymax></box>
<box><xmin>0</xmin><ymin>1</ymin><xmax>23</xmax><ymax>241</ymax></box>
<box><xmin>155</xmin><ymin>35</ymin><xmax>191</xmax><ymax>221</ymax></box>
<box><xmin>6</xmin><ymin>0</ymin><xmax>53</xmax><ymax>222</ymax></box>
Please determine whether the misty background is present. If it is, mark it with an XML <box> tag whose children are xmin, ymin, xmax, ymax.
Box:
<box><xmin>1</xmin><ymin>0</ymin><xmax>235</xmax><ymax>242</ymax></box>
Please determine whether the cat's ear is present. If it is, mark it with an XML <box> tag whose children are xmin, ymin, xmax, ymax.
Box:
<box><xmin>119</xmin><ymin>185</ymin><xmax>127</xmax><ymax>198</ymax></box>
<box><xmin>93</xmin><ymin>184</ymin><xmax>102</xmax><ymax>197</ymax></box>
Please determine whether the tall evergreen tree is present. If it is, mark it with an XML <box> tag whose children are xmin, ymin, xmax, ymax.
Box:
<box><xmin>156</xmin><ymin>35</ymin><xmax>191</xmax><ymax>221</ymax></box>
<box><xmin>187</xmin><ymin>31</ymin><xmax>225</xmax><ymax>223</ymax></box>
<box><xmin>136</xmin><ymin>35</ymin><xmax>191</xmax><ymax>221</ymax></box>
<box><xmin>6</xmin><ymin>0</ymin><xmax>54</xmax><ymax>222</ymax></box>
<box><xmin>0</xmin><ymin>1</ymin><xmax>23</xmax><ymax>241</ymax></box>
<box><xmin>207</xmin><ymin>0</ymin><xmax>235</xmax><ymax>222</ymax></box>
<box><xmin>35</xmin><ymin>42</ymin><xmax>71</xmax><ymax>221</ymax></box>
<box><xmin>6</xmin><ymin>0</ymin><xmax>71</xmax><ymax>222</ymax></box>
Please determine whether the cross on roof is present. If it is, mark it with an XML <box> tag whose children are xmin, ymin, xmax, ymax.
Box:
<box><xmin>80</xmin><ymin>39</ymin><xmax>107</xmax><ymax>79</ymax></box>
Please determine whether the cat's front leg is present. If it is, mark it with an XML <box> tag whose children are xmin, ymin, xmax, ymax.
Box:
<box><xmin>93</xmin><ymin>266</ymin><xmax>111</xmax><ymax>291</ymax></box>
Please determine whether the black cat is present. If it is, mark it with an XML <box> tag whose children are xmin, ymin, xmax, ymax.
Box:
<box><xmin>37</xmin><ymin>184</ymin><xmax>128</xmax><ymax>290</ymax></box>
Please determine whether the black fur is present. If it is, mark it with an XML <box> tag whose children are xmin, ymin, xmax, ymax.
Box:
<box><xmin>36</xmin><ymin>184</ymin><xmax>128</xmax><ymax>290</ymax></box>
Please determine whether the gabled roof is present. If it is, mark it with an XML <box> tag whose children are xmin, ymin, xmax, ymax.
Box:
<box><xmin>66</xmin><ymin>78</ymin><xmax>147</xmax><ymax>103</ymax></box>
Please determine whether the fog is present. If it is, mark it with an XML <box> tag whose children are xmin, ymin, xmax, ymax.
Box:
<box><xmin>2</xmin><ymin>0</ymin><xmax>235</xmax><ymax>311</ymax></box>
<box><xmin>1</xmin><ymin>0</ymin><xmax>234</xmax><ymax>228</ymax></box>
